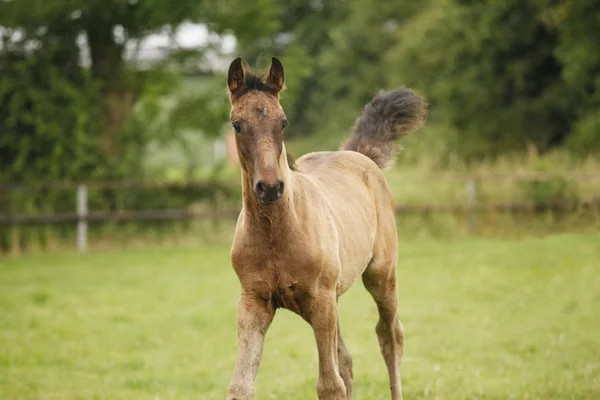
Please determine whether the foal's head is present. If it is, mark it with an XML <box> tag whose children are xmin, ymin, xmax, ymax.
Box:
<box><xmin>227</xmin><ymin>57</ymin><xmax>289</xmax><ymax>205</ymax></box>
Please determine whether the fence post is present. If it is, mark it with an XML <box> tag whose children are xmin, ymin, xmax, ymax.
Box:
<box><xmin>466</xmin><ymin>178</ymin><xmax>477</xmax><ymax>234</ymax></box>
<box><xmin>77</xmin><ymin>184</ymin><xmax>88</xmax><ymax>253</ymax></box>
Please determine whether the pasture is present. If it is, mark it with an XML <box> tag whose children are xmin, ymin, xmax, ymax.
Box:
<box><xmin>1</xmin><ymin>233</ymin><xmax>599</xmax><ymax>399</ymax></box>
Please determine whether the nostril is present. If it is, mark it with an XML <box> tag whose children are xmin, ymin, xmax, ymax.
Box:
<box><xmin>255</xmin><ymin>181</ymin><xmax>267</xmax><ymax>196</ymax></box>
<box><xmin>276</xmin><ymin>181</ymin><xmax>284</xmax><ymax>197</ymax></box>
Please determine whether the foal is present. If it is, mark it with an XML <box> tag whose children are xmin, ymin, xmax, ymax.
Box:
<box><xmin>225</xmin><ymin>57</ymin><xmax>427</xmax><ymax>400</ymax></box>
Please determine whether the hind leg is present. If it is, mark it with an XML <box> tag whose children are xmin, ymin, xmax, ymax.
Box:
<box><xmin>362</xmin><ymin>254</ymin><xmax>404</xmax><ymax>400</ymax></box>
<box><xmin>337</xmin><ymin>318</ymin><xmax>353</xmax><ymax>399</ymax></box>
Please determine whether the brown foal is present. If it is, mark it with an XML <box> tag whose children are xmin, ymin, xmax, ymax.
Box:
<box><xmin>225</xmin><ymin>57</ymin><xmax>427</xmax><ymax>400</ymax></box>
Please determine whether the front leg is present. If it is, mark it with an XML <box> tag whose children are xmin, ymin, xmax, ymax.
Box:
<box><xmin>310</xmin><ymin>291</ymin><xmax>347</xmax><ymax>400</ymax></box>
<box><xmin>227</xmin><ymin>292</ymin><xmax>274</xmax><ymax>400</ymax></box>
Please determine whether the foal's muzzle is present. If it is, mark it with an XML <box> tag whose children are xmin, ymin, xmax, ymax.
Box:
<box><xmin>255</xmin><ymin>180</ymin><xmax>284</xmax><ymax>204</ymax></box>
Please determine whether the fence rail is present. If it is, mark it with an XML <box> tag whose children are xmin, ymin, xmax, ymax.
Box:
<box><xmin>2</xmin><ymin>200</ymin><xmax>597</xmax><ymax>226</ymax></box>
<box><xmin>0</xmin><ymin>179</ymin><xmax>233</xmax><ymax>193</ymax></box>
<box><xmin>1</xmin><ymin>178</ymin><xmax>599</xmax><ymax>253</ymax></box>
<box><xmin>0</xmin><ymin>209</ymin><xmax>242</xmax><ymax>225</ymax></box>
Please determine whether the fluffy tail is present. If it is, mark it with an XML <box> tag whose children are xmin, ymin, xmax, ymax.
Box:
<box><xmin>341</xmin><ymin>88</ymin><xmax>427</xmax><ymax>169</ymax></box>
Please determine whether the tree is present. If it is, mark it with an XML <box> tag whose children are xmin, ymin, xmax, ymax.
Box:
<box><xmin>228</xmin><ymin>0</ymin><xmax>347</xmax><ymax>139</ymax></box>
<box><xmin>384</xmin><ymin>0</ymin><xmax>600</xmax><ymax>159</ymax></box>
<box><xmin>540</xmin><ymin>0</ymin><xmax>600</xmax><ymax>154</ymax></box>
<box><xmin>0</xmin><ymin>0</ymin><xmax>281</xmax><ymax>182</ymax></box>
<box><xmin>0</xmin><ymin>0</ymin><xmax>283</xmax><ymax>251</ymax></box>
<box><xmin>298</xmin><ymin>0</ymin><xmax>426</xmax><ymax>139</ymax></box>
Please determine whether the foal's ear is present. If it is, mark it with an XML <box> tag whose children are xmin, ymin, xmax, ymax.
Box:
<box><xmin>227</xmin><ymin>57</ymin><xmax>244</xmax><ymax>93</ymax></box>
<box><xmin>266</xmin><ymin>57</ymin><xmax>285</xmax><ymax>92</ymax></box>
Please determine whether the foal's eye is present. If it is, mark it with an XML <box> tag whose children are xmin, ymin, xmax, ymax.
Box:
<box><xmin>232</xmin><ymin>121</ymin><xmax>241</xmax><ymax>134</ymax></box>
<box><xmin>282</xmin><ymin>120</ymin><xmax>288</xmax><ymax>130</ymax></box>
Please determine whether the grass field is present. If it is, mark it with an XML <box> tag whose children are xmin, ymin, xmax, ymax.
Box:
<box><xmin>1</xmin><ymin>233</ymin><xmax>599</xmax><ymax>399</ymax></box>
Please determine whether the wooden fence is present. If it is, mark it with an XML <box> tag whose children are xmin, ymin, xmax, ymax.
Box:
<box><xmin>1</xmin><ymin>176</ymin><xmax>598</xmax><ymax>253</ymax></box>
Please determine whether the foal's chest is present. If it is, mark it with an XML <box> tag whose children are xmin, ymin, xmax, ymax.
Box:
<box><xmin>232</xmin><ymin>245</ymin><xmax>326</xmax><ymax>318</ymax></box>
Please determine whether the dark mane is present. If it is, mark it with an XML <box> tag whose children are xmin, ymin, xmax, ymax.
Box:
<box><xmin>230</xmin><ymin>70</ymin><xmax>281</xmax><ymax>98</ymax></box>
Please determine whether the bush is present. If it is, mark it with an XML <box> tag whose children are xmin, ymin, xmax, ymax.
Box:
<box><xmin>521</xmin><ymin>175</ymin><xmax>580</xmax><ymax>207</ymax></box>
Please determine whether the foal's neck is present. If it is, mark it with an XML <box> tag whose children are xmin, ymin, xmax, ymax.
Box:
<box><xmin>241</xmin><ymin>169</ymin><xmax>298</xmax><ymax>241</ymax></box>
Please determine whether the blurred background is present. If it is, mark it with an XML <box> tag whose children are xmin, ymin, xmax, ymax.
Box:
<box><xmin>1</xmin><ymin>2</ymin><xmax>600</xmax><ymax>399</ymax></box>
<box><xmin>1</xmin><ymin>0</ymin><xmax>599</xmax><ymax>252</ymax></box>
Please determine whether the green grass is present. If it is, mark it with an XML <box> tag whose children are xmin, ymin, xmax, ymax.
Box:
<box><xmin>1</xmin><ymin>233</ymin><xmax>600</xmax><ymax>399</ymax></box>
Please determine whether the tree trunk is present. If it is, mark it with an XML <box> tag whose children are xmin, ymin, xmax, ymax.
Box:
<box><xmin>86</xmin><ymin>22</ymin><xmax>136</xmax><ymax>159</ymax></box>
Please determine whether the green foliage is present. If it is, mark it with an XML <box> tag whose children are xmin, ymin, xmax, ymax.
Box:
<box><xmin>0</xmin><ymin>55</ymin><xmax>103</xmax><ymax>182</ymax></box>
<box><xmin>541</xmin><ymin>0</ymin><xmax>600</xmax><ymax>155</ymax></box>
<box><xmin>521</xmin><ymin>175</ymin><xmax>580</xmax><ymax>206</ymax></box>
<box><xmin>2</xmin><ymin>0</ymin><xmax>600</xmax><ymax>184</ymax></box>
<box><xmin>0</xmin><ymin>0</ymin><xmax>282</xmax><ymax>185</ymax></box>
<box><xmin>4</xmin><ymin>0</ymin><xmax>599</xmax><ymax>180</ymax></box>
<box><xmin>386</xmin><ymin>1</ymin><xmax>565</xmax><ymax>158</ymax></box>
<box><xmin>381</xmin><ymin>0</ymin><xmax>600</xmax><ymax>159</ymax></box>
<box><xmin>0</xmin><ymin>0</ymin><xmax>284</xmax><ymax>251</ymax></box>
<box><xmin>165</xmin><ymin>76</ymin><xmax>230</xmax><ymax>139</ymax></box>
<box><xmin>279</xmin><ymin>0</ymin><xmax>427</xmax><ymax>138</ymax></box>
<box><xmin>262</xmin><ymin>0</ymin><xmax>600</xmax><ymax>159</ymax></box>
